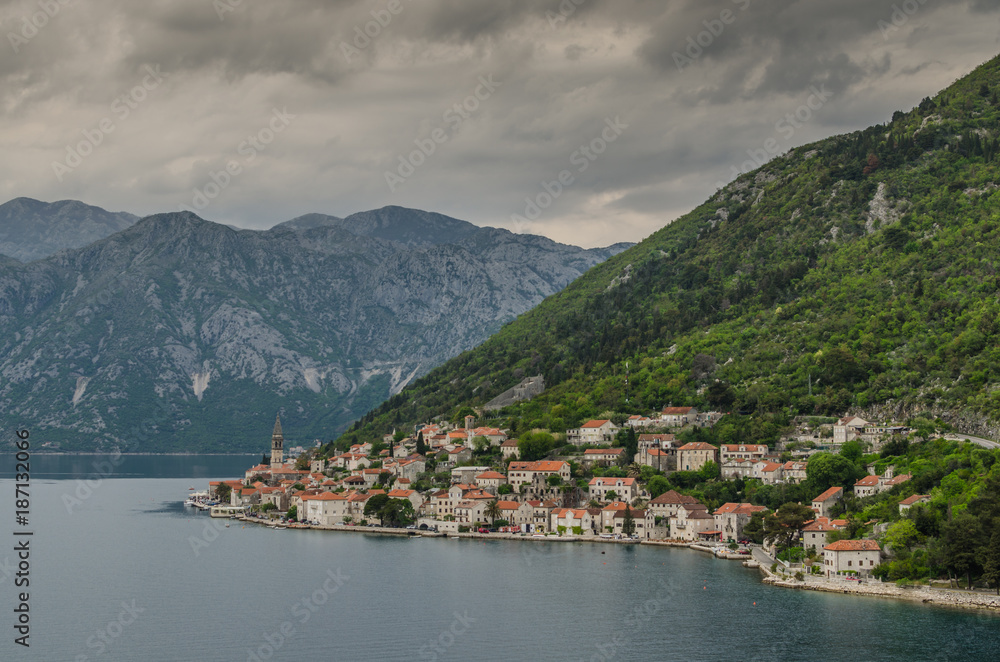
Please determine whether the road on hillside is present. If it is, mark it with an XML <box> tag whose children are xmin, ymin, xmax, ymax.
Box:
<box><xmin>946</xmin><ymin>434</ymin><xmax>999</xmax><ymax>450</ymax></box>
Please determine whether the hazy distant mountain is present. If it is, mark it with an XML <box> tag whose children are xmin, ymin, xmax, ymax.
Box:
<box><xmin>0</xmin><ymin>205</ymin><xmax>630</xmax><ymax>452</ymax></box>
<box><xmin>0</xmin><ymin>197</ymin><xmax>138</xmax><ymax>262</ymax></box>
<box><xmin>274</xmin><ymin>206</ymin><xmax>483</xmax><ymax>247</ymax></box>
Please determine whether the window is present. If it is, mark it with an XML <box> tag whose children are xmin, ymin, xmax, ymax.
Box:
<box><xmin>848</xmin><ymin>561</ymin><xmax>852</xmax><ymax>567</ymax></box>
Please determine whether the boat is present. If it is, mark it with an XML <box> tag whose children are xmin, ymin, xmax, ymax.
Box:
<box><xmin>450</xmin><ymin>536</ymin><xmax>460</xmax><ymax>539</ymax></box>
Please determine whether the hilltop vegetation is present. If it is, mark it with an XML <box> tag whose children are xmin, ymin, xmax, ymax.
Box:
<box><xmin>338</xmin><ymin>54</ymin><xmax>1000</xmax><ymax>449</ymax></box>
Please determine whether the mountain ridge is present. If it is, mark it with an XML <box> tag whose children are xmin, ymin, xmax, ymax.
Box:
<box><xmin>0</xmin><ymin>205</ymin><xmax>631</xmax><ymax>452</ymax></box>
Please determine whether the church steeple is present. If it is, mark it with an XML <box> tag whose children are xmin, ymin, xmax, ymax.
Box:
<box><xmin>270</xmin><ymin>413</ymin><xmax>284</xmax><ymax>466</ymax></box>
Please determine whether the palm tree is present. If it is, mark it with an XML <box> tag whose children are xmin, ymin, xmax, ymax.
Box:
<box><xmin>626</xmin><ymin>463</ymin><xmax>642</xmax><ymax>479</ymax></box>
<box><xmin>484</xmin><ymin>498</ymin><xmax>502</xmax><ymax>527</ymax></box>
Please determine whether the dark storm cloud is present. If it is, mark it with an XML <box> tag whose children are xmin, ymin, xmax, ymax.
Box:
<box><xmin>1</xmin><ymin>0</ymin><xmax>999</xmax><ymax>247</ymax></box>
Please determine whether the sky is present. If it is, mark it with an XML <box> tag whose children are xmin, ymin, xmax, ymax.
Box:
<box><xmin>3</xmin><ymin>0</ymin><xmax>1000</xmax><ymax>248</ymax></box>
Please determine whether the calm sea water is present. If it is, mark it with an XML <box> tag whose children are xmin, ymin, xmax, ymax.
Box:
<box><xmin>0</xmin><ymin>454</ymin><xmax>997</xmax><ymax>662</ymax></box>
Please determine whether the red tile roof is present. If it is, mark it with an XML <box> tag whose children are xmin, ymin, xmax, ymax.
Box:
<box><xmin>677</xmin><ymin>442</ymin><xmax>717</xmax><ymax>451</ymax></box>
<box><xmin>589</xmin><ymin>477</ymin><xmax>636</xmax><ymax>486</ymax></box>
<box><xmin>899</xmin><ymin>494</ymin><xmax>929</xmax><ymax>506</ymax></box>
<box><xmin>648</xmin><ymin>490</ymin><xmax>700</xmax><ymax>505</ymax></box>
<box><xmin>855</xmin><ymin>475</ymin><xmax>880</xmax><ymax>486</ymax></box>
<box><xmin>714</xmin><ymin>502</ymin><xmax>767</xmax><ymax>516</ymax></box>
<box><xmin>813</xmin><ymin>487</ymin><xmax>843</xmax><ymax>502</ymax></box>
<box><xmin>802</xmin><ymin>517</ymin><xmax>844</xmax><ymax>532</ymax></box>
<box><xmin>661</xmin><ymin>407</ymin><xmax>696</xmax><ymax>415</ymax></box>
<box><xmin>581</xmin><ymin>419</ymin><xmax>612</xmax><ymax>428</ymax></box>
<box><xmin>824</xmin><ymin>539</ymin><xmax>881</xmax><ymax>552</ymax></box>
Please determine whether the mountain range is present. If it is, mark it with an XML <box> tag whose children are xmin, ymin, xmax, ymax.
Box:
<box><xmin>0</xmin><ymin>197</ymin><xmax>138</xmax><ymax>263</ymax></box>
<box><xmin>337</xmin><ymin>53</ymin><xmax>1000</xmax><ymax>449</ymax></box>
<box><xmin>0</xmin><ymin>201</ymin><xmax>629</xmax><ymax>452</ymax></box>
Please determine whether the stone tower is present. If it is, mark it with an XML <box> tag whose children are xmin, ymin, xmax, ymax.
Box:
<box><xmin>270</xmin><ymin>413</ymin><xmax>284</xmax><ymax>467</ymax></box>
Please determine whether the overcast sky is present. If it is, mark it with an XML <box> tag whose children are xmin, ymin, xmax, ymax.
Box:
<box><xmin>3</xmin><ymin>0</ymin><xmax>1000</xmax><ymax>248</ymax></box>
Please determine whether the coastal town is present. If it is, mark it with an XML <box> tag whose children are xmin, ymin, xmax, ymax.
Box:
<box><xmin>191</xmin><ymin>407</ymin><xmax>1000</xmax><ymax>610</ymax></box>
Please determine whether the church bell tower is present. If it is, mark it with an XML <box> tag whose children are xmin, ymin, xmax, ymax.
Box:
<box><xmin>270</xmin><ymin>413</ymin><xmax>284</xmax><ymax>466</ymax></box>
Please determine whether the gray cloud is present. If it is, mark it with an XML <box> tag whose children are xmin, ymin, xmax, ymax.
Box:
<box><xmin>1</xmin><ymin>0</ymin><xmax>999</xmax><ymax>247</ymax></box>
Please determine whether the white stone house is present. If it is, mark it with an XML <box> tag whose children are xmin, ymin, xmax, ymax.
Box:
<box><xmin>823</xmin><ymin>540</ymin><xmax>881</xmax><ymax>577</ymax></box>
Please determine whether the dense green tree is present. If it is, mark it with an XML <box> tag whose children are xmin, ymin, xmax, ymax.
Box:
<box><xmin>618</xmin><ymin>427</ymin><xmax>638</xmax><ymax>464</ymax></box>
<box><xmin>884</xmin><ymin>519</ymin><xmax>922</xmax><ymax>555</ymax></box>
<box><xmin>942</xmin><ymin>512</ymin><xmax>984</xmax><ymax>589</ymax></box>
<box><xmin>416</xmin><ymin>431</ymin><xmax>427</xmax><ymax>456</ymax></box>
<box><xmin>839</xmin><ymin>440</ymin><xmax>864</xmax><ymax>465</ymax></box>
<box><xmin>805</xmin><ymin>453</ymin><xmax>864</xmax><ymax>494</ymax></box>
<box><xmin>622</xmin><ymin>505</ymin><xmax>636</xmax><ymax>537</ymax></box>
<box><xmin>518</xmin><ymin>432</ymin><xmax>556</xmax><ymax>462</ymax></box>
<box><xmin>764</xmin><ymin>502</ymin><xmax>816</xmax><ymax>554</ymax></box>
<box><xmin>484</xmin><ymin>499</ymin><xmax>502</xmax><ymax>527</ymax></box>
<box><xmin>215</xmin><ymin>482</ymin><xmax>232</xmax><ymax>502</ymax></box>
<box><xmin>982</xmin><ymin>529</ymin><xmax>1000</xmax><ymax>595</ymax></box>
<box><xmin>744</xmin><ymin>512</ymin><xmax>768</xmax><ymax>545</ymax></box>
<box><xmin>286</xmin><ymin>505</ymin><xmax>297</xmax><ymax>521</ymax></box>
<box><xmin>647</xmin><ymin>475</ymin><xmax>672</xmax><ymax>499</ymax></box>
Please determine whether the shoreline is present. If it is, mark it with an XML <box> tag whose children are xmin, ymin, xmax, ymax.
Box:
<box><xmin>755</xmin><ymin>557</ymin><xmax>1000</xmax><ymax>613</ymax></box>
<box><xmin>228</xmin><ymin>510</ymin><xmax>1000</xmax><ymax>613</ymax></box>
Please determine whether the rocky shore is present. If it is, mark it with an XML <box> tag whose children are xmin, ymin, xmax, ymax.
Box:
<box><xmin>758</xmin><ymin>562</ymin><xmax>1000</xmax><ymax>613</ymax></box>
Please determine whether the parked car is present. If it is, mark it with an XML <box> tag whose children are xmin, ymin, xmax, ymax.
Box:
<box><xmin>478</xmin><ymin>528</ymin><xmax>490</xmax><ymax>534</ymax></box>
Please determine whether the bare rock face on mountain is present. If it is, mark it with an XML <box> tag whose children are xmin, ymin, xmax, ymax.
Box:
<box><xmin>0</xmin><ymin>203</ymin><xmax>629</xmax><ymax>452</ymax></box>
<box><xmin>0</xmin><ymin>198</ymin><xmax>138</xmax><ymax>263</ymax></box>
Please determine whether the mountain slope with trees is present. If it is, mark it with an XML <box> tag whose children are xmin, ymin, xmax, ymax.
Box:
<box><xmin>339</xmin><ymin>53</ymin><xmax>1000</xmax><ymax>447</ymax></box>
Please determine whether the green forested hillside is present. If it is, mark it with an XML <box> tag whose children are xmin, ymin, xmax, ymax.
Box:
<box><xmin>337</xmin><ymin>54</ymin><xmax>1000</xmax><ymax>447</ymax></box>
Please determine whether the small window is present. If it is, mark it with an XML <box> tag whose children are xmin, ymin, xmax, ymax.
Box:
<box><xmin>848</xmin><ymin>561</ymin><xmax>852</xmax><ymax>567</ymax></box>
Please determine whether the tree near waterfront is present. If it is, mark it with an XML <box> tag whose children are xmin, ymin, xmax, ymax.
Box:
<box><xmin>484</xmin><ymin>499</ymin><xmax>502</xmax><ymax>528</ymax></box>
<box><xmin>763</xmin><ymin>502</ymin><xmax>815</xmax><ymax>555</ymax></box>
<box><xmin>622</xmin><ymin>505</ymin><xmax>636</xmax><ymax>537</ymax></box>
<box><xmin>983</xmin><ymin>529</ymin><xmax>1000</xmax><ymax>595</ymax></box>
<box><xmin>364</xmin><ymin>494</ymin><xmax>415</xmax><ymax>527</ymax></box>
<box><xmin>215</xmin><ymin>483</ymin><xmax>232</xmax><ymax>502</ymax></box>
